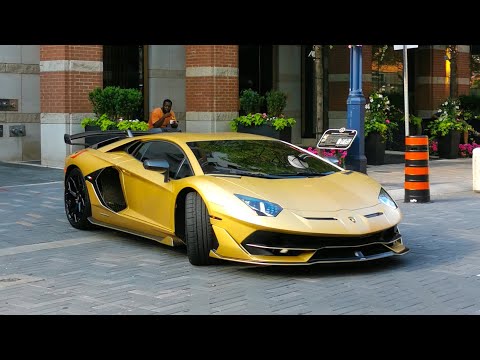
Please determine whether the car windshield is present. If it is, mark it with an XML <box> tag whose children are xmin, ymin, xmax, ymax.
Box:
<box><xmin>186</xmin><ymin>140</ymin><xmax>341</xmax><ymax>178</ymax></box>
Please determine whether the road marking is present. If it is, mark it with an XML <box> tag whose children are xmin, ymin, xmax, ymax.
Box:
<box><xmin>16</xmin><ymin>221</ymin><xmax>34</xmax><ymax>227</ymax></box>
<box><xmin>0</xmin><ymin>236</ymin><xmax>106</xmax><ymax>257</ymax></box>
<box><xmin>26</xmin><ymin>213</ymin><xmax>43</xmax><ymax>219</ymax></box>
<box><xmin>0</xmin><ymin>181</ymin><xmax>63</xmax><ymax>189</ymax></box>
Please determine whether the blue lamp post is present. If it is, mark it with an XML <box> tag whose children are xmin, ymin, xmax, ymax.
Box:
<box><xmin>345</xmin><ymin>45</ymin><xmax>367</xmax><ymax>174</ymax></box>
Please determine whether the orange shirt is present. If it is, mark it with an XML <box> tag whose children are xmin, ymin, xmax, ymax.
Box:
<box><xmin>148</xmin><ymin>108</ymin><xmax>177</xmax><ymax>129</ymax></box>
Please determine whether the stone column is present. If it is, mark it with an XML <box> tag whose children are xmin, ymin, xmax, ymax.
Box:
<box><xmin>40</xmin><ymin>45</ymin><xmax>103</xmax><ymax>167</ymax></box>
<box><xmin>185</xmin><ymin>45</ymin><xmax>238</xmax><ymax>132</ymax></box>
<box><xmin>0</xmin><ymin>45</ymin><xmax>40</xmax><ymax>162</ymax></box>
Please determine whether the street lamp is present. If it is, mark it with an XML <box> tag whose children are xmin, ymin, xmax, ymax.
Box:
<box><xmin>345</xmin><ymin>45</ymin><xmax>367</xmax><ymax>173</ymax></box>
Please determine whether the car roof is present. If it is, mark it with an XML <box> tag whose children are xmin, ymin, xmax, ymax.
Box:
<box><xmin>99</xmin><ymin>132</ymin><xmax>282</xmax><ymax>152</ymax></box>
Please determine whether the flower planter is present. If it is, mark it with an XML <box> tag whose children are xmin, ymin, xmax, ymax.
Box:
<box><xmin>237</xmin><ymin>124</ymin><xmax>292</xmax><ymax>142</ymax></box>
<box><xmin>437</xmin><ymin>130</ymin><xmax>461</xmax><ymax>159</ymax></box>
<box><xmin>365</xmin><ymin>132</ymin><xmax>386</xmax><ymax>165</ymax></box>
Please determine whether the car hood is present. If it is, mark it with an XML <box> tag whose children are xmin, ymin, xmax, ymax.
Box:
<box><xmin>208</xmin><ymin>171</ymin><xmax>382</xmax><ymax>212</ymax></box>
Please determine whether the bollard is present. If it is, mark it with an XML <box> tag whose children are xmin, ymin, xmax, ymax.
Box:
<box><xmin>474</xmin><ymin>147</ymin><xmax>480</xmax><ymax>193</ymax></box>
<box><xmin>404</xmin><ymin>135</ymin><xmax>430</xmax><ymax>203</ymax></box>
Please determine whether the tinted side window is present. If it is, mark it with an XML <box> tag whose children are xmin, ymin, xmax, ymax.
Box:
<box><xmin>134</xmin><ymin>142</ymin><xmax>152</xmax><ymax>161</ymax></box>
<box><xmin>133</xmin><ymin>141</ymin><xmax>193</xmax><ymax>179</ymax></box>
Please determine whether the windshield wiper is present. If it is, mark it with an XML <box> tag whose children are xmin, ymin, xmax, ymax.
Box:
<box><xmin>206</xmin><ymin>167</ymin><xmax>278</xmax><ymax>179</ymax></box>
<box><xmin>275</xmin><ymin>171</ymin><xmax>335</xmax><ymax>177</ymax></box>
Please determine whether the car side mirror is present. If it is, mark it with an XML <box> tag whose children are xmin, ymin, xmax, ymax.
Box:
<box><xmin>143</xmin><ymin>159</ymin><xmax>170</xmax><ymax>182</ymax></box>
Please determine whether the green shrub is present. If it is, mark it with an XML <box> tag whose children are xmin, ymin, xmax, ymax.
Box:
<box><xmin>88</xmin><ymin>86</ymin><xmax>143</xmax><ymax>120</ymax></box>
<box><xmin>427</xmin><ymin>98</ymin><xmax>472</xmax><ymax>137</ymax></box>
<box><xmin>239</xmin><ymin>89</ymin><xmax>264</xmax><ymax>114</ymax></box>
<box><xmin>265</xmin><ymin>90</ymin><xmax>287</xmax><ymax>117</ymax></box>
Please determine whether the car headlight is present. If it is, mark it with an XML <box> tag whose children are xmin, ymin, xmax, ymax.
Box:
<box><xmin>235</xmin><ymin>194</ymin><xmax>283</xmax><ymax>217</ymax></box>
<box><xmin>378</xmin><ymin>188</ymin><xmax>398</xmax><ymax>209</ymax></box>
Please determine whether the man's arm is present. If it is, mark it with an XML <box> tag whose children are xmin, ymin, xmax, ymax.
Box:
<box><xmin>149</xmin><ymin>108</ymin><xmax>168</xmax><ymax>128</ymax></box>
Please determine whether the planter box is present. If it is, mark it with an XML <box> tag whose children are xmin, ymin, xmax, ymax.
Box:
<box><xmin>237</xmin><ymin>124</ymin><xmax>292</xmax><ymax>142</ymax></box>
<box><xmin>365</xmin><ymin>132</ymin><xmax>386</xmax><ymax>165</ymax></box>
<box><xmin>438</xmin><ymin>130</ymin><xmax>461</xmax><ymax>159</ymax></box>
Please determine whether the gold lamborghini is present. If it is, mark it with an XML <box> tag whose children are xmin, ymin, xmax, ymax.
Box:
<box><xmin>63</xmin><ymin>130</ymin><xmax>408</xmax><ymax>266</ymax></box>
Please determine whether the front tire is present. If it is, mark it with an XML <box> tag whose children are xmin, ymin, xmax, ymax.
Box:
<box><xmin>185</xmin><ymin>192</ymin><xmax>215</xmax><ymax>265</ymax></box>
<box><xmin>64</xmin><ymin>167</ymin><xmax>94</xmax><ymax>230</ymax></box>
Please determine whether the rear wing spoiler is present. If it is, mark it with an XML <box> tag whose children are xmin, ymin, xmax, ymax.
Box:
<box><xmin>64</xmin><ymin>130</ymin><xmax>148</xmax><ymax>147</ymax></box>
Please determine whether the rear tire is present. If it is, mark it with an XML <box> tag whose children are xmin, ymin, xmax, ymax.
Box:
<box><xmin>185</xmin><ymin>192</ymin><xmax>215</xmax><ymax>265</ymax></box>
<box><xmin>64</xmin><ymin>167</ymin><xmax>94</xmax><ymax>230</ymax></box>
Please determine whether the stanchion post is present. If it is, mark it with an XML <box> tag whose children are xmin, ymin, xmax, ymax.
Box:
<box><xmin>473</xmin><ymin>147</ymin><xmax>480</xmax><ymax>193</ymax></box>
<box><xmin>405</xmin><ymin>135</ymin><xmax>431</xmax><ymax>203</ymax></box>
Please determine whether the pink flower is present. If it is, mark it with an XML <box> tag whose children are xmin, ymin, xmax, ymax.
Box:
<box><xmin>307</xmin><ymin>147</ymin><xmax>318</xmax><ymax>155</ymax></box>
<box><xmin>385</xmin><ymin>119</ymin><xmax>390</xmax><ymax>124</ymax></box>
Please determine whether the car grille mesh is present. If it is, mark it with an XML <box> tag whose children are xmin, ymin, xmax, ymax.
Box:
<box><xmin>242</xmin><ymin>227</ymin><xmax>399</xmax><ymax>255</ymax></box>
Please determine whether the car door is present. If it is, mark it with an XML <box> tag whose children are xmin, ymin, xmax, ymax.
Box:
<box><xmin>119</xmin><ymin>140</ymin><xmax>191</xmax><ymax>236</ymax></box>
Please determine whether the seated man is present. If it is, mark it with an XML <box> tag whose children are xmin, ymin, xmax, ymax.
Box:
<box><xmin>148</xmin><ymin>99</ymin><xmax>178</xmax><ymax>130</ymax></box>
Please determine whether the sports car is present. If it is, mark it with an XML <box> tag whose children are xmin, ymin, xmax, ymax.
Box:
<box><xmin>63</xmin><ymin>130</ymin><xmax>409</xmax><ymax>266</ymax></box>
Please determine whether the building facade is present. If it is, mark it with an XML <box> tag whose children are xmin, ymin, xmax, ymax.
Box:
<box><xmin>0</xmin><ymin>45</ymin><xmax>472</xmax><ymax>168</ymax></box>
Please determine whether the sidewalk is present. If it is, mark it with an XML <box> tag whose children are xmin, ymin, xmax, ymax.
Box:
<box><xmin>367</xmin><ymin>157</ymin><xmax>474</xmax><ymax>201</ymax></box>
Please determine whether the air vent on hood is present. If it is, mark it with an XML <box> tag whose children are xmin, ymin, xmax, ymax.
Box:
<box><xmin>303</xmin><ymin>217</ymin><xmax>338</xmax><ymax>221</ymax></box>
<box><xmin>364</xmin><ymin>212</ymin><xmax>383</xmax><ymax>218</ymax></box>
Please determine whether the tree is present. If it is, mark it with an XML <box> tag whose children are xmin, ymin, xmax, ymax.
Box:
<box><xmin>314</xmin><ymin>45</ymin><xmax>324</xmax><ymax>142</ymax></box>
<box><xmin>470</xmin><ymin>51</ymin><xmax>480</xmax><ymax>88</ymax></box>
<box><xmin>312</xmin><ymin>45</ymin><xmax>330</xmax><ymax>142</ymax></box>
<box><xmin>446</xmin><ymin>45</ymin><xmax>459</xmax><ymax>98</ymax></box>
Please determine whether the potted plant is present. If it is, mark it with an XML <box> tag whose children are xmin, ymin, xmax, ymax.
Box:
<box><xmin>88</xmin><ymin>86</ymin><xmax>143</xmax><ymax>121</ymax></box>
<box><xmin>239</xmin><ymin>88</ymin><xmax>264</xmax><ymax>115</ymax></box>
<box><xmin>364</xmin><ymin>90</ymin><xmax>398</xmax><ymax>165</ymax></box>
<box><xmin>81</xmin><ymin>86</ymin><xmax>146</xmax><ymax>145</ymax></box>
<box><xmin>81</xmin><ymin>114</ymin><xmax>148</xmax><ymax>146</ymax></box>
<box><xmin>231</xmin><ymin>89</ymin><xmax>296</xmax><ymax>141</ymax></box>
<box><xmin>427</xmin><ymin>98</ymin><xmax>472</xmax><ymax>159</ymax></box>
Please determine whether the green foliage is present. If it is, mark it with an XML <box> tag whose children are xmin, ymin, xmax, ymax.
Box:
<box><xmin>427</xmin><ymin>98</ymin><xmax>472</xmax><ymax>137</ymax></box>
<box><xmin>80</xmin><ymin>117</ymin><xmax>98</xmax><ymax>128</ymax></box>
<box><xmin>239</xmin><ymin>89</ymin><xmax>264</xmax><ymax>114</ymax></box>
<box><xmin>409</xmin><ymin>114</ymin><xmax>423</xmax><ymax>127</ymax></box>
<box><xmin>230</xmin><ymin>113</ymin><xmax>296</xmax><ymax>132</ymax></box>
<box><xmin>116</xmin><ymin>119</ymin><xmax>149</xmax><ymax>131</ymax></box>
<box><xmin>81</xmin><ymin>113</ymin><xmax>148</xmax><ymax>131</ymax></box>
<box><xmin>115</xmin><ymin>88</ymin><xmax>143</xmax><ymax>120</ymax></box>
<box><xmin>81</xmin><ymin>114</ymin><xmax>117</xmax><ymax>131</ymax></box>
<box><xmin>459</xmin><ymin>94</ymin><xmax>480</xmax><ymax>114</ymax></box>
<box><xmin>265</xmin><ymin>90</ymin><xmax>287</xmax><ymax>117</ymax></box>
<box><xmin>232</xmin><ymin>89</ymin><xmax>295</xmax><ymax>132</ymax></box>
<box><xmin>88</xmin><ymin>86</ymin><xmax>143</xmax><ymax>120</ymax></box>
<box><xmin>364</xmin><ymin>90</ymin><xmax>398</xmax><ymax>142</ymax></box>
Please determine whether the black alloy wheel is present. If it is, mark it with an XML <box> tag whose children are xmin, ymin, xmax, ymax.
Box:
<box><xmin>64</xmin><ymin>168</ymin><xmax>94</xmax><ymax>230</ymax></box>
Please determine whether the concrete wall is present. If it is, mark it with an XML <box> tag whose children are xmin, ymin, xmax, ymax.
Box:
<box><xmin>0</xmin><ymin>45</ymin><xmax>40</xmax><ymax>162</ymax></box>
<box><xmin>277</xmin><ymin>45</ymin><xmax>302</xmax><ymax>144</ymax></box>
<box><xmin>147</xmin><ymin>45</ymin><xmax>186</xmax><ymax>132</ymax></box>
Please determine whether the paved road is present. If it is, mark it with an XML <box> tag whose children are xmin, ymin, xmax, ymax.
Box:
<box><xmin>0</xmin><ymin>160</ymin><xmax>479</xmax><ymax>314</ymax></box>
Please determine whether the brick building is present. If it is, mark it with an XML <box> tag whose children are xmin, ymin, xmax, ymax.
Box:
<box><xmin>0</xmin><ymin>45</ymin><xmax>472</xmax><ymax>168</ymax></box>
